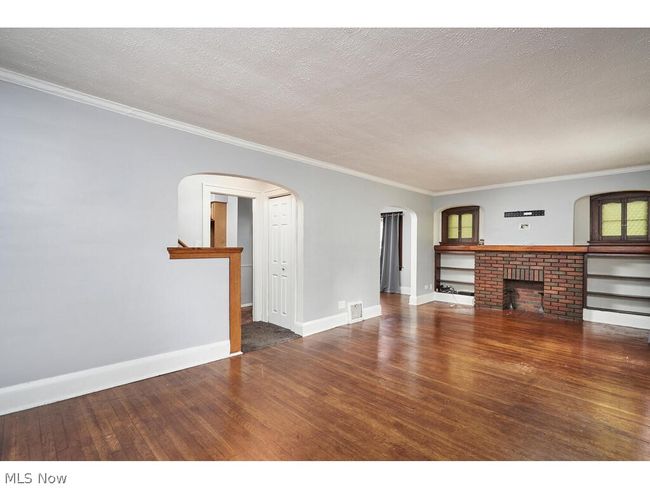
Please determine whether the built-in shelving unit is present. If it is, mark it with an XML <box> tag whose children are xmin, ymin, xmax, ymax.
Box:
<box><xmin>584</xmin><ymin>251</ymin><xmax>650</xmax><ymax>318</ymax></box>
<box><xmin>435</xmin><ymin>251</ymin><xmax>475</xmax><ymax>296</ymax></box>
<box><xmin>433</xmin><ymin>244</ymin><xmax>650</xmax><ymax>325</ymax></box>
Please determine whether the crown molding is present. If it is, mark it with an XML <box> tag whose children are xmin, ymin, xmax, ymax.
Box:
<box><xmin>3</xmin><ymin>67</ymin><xmax>647</xmax><ymax>199</ymax></box>
<box><xmin>0</xmin><ymin>67</ymin><xmax>436</xmax><ymax>196</ymax></box>
<box><xmin>432</xmin><ymin>164</ymin><xmax>650</xmax><ymax>196</ymax></box>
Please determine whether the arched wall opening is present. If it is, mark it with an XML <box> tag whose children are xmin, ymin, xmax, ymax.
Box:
<box><xmin>433</xmin><ymin>204</ymin><xmax>483</xmax><ymax>301</ymax></box>
<box><xmin>379</xmin><ymin>206</ymin><xmax>418</xmax><ymax>303</ymax></box>
<box><xmin>433</xmin><ymin>205</ymin><xmax>486</xmax><ymax>246</ymax></box>
<box><xmin>177</xmin><ymin>173</ymin><xmax>304</xmax><ymax>337</ymax></box>
<box><xmin>573</xmin><ymin>189</ymin><xmax>650</xmax><ymax>245</ymax></box>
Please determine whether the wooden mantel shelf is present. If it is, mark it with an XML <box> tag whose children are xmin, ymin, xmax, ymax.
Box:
<box><xmin>435</xmin><ymin>244</ymin><xmax>650</xmax><ymax>254</ymax></box>
<box><xmin>167</xmin><ymin>246</ymin><xmax>243</xmax><ymax>354</ymax></box>
<box><xmin>167</xmin><ymin>247</ymin><xmax>243</xmax><ymax>259</ymax></box>
<box><xmin>435</xmin><ymin>245</ymin><xmax>588</xmax><ymax>253</ymax></box>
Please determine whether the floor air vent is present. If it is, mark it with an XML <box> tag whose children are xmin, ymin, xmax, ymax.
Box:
<box><xmin>348</xmin><ymin>301</ymin><xmax>363</xmax><ymax>324</ymax></box>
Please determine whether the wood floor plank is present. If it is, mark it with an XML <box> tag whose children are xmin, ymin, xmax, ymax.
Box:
<box><xmin>1</xmin><ymin>293</ymin><xmax>649</xmax><ymax>460</ymax></box>
<box><xmin>23</xmin><ymin>409</ymin><xmax>43</xmax><ymax>460</ymax></box>
<box><xmin>37</xmin><ymin>406</ymin><xmax>61</xmax><ymax>460</ymax></box>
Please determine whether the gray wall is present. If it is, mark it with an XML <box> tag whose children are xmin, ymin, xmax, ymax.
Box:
<box><xmin>237</xmin><ymin>198</ymin><xmax>254</xmax><ymax>305</ymax></box>
<box><xmin>433</xmin><ymin>170</ymin><xmax>650</xmax><ymax>245</ymax></box>
<box><xmin>0</xmin><ymin>81</ymin><xmax>434</xmax><ymax>388</ymax></box>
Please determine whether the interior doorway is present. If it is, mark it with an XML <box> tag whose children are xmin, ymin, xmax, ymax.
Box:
<box><xmin>379</xmin><ymin>206</ymin><xmax>417</xmax><ymax>303</ymax></box>
<box><xmin>177</xmin><ymin>174</ymin><xmax>303</xmax><ymax>353</ymax></box>
<box><xmin>268</xmin><ymin>194</ymin><xmax>295</xmax><ymax>330</ymax></box>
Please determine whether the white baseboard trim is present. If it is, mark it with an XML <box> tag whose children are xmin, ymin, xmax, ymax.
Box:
<box><xmin>363</xmin><ymin>304</ymin><xmax>382</xmax><ymax>320</ymax></box>
<box><xmin>0</xmin><ymin>340</ymin><xmax>231</xmax><ymax>416</ymax></box>
<box><xmin>583</xmin><ymin>309</ymin><xmax>650</xmax><ymax>331</ymax></box>
<box><xmin>295</xmin><ymin>313</ymin><xmax>348</xmax><ymax>336</ymax></box>
<box><xmin>399</xmin><ymin>286</ymin><xmax>411</xmax><ymax>296</ymax></box>
<box><xmin>241</xmin><ymin>302</ymin><xmax>253</xmax><ymax>308</ymax></box>
<box><xmin>409</xmin><ymin>292</ymin><xmax>436</xmax><ymax>306</ymax></box>
<box><xmin>433</xmin><ymin>292</ymin><xmax>475</xmax><ymax>307</ymax></box>
<box><xmin>294</xmin><ymin>304</ymin><xmax>383</xmax><ymax>337</ymax></box>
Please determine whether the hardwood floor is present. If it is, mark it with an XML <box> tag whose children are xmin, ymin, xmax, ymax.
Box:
<box><xmin>2</xmin><ymin>293</ymin><xmax>649</xmax><ymax>460</ymax></box>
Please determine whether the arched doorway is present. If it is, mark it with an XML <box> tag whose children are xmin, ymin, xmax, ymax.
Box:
<box><xmin>177</xmin><ymin>173</ymin><xmax>304</xmax><ymax>352</ymax></box>
<box><xmin>379</xmin><ymin>206</ymin><xmax>418</xmax><ymax>304</ymax></box>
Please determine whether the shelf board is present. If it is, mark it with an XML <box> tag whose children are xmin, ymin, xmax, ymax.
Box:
<box><xmin>587</xmin><ymin>274</ymin><xmax>650</xmax><ymax>282</ymax></box>
<box><xmin>440</xmin><ymin>279</ymin><xmax>475</xmax><ymax>286</ymax></box>
<box><xmin>587</xmin><ymin>245</ymin><xmax>650</xmax><ymax>255</ymax></box>
<box><xmin>585</xmin><ymin>306</ymin><xmax>650</xmax><ymax>317</ymax></box>
<box><xmin>435</xmin><ymin>245</ymin><xmax>588</xmax><ymax>253</ymax></box>
<box><xmin>437</xmin><ymin>290</ymin><xmax>475</xmax><ymax>297</ymax></box>
<box><xmin>587</xmin><ymin>291</ymin><xmax>650</xmax><ymax>301</ymax></box>
<box><xmin>587</xmin><ymin>253</ymin><xmax>650</xmax><ymax>259</ymax></box>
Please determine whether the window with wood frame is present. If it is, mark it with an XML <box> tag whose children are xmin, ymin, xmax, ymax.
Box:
<box><xmin>590</xmin><ymin>191</ymin><xmax>650</xmax><ymax>243</ymax></box>
<box><xmin>441</xmin><ymin>206</ymin><xmax>479</xmax><ymax>244</ymax></box>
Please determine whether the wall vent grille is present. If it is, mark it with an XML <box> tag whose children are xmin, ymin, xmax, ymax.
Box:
<box><xmin>348</xmin><ymin>302</ymin><xmax>363</xmax><ymax>324</ymax></box>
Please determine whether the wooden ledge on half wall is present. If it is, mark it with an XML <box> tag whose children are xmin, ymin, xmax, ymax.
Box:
<box><xmin>166</xmin><ymin>246</ymin><xmax>244</xmax><ymax>354</ymax></box>
<box><xmin>167</xmin><ymin>247</ymin><xmax>244</xmax><ymax>259</ymax></box>
<box><xmin>434</xmin><ymin>244</ymin><xmax>650</xmax><ymax>254</ymax></box>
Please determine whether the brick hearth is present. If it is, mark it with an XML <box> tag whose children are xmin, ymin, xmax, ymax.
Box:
<box><xmin>474</xmin><ymin>251</ymin><xmax>584</xmax><ymax>321</ymax></box>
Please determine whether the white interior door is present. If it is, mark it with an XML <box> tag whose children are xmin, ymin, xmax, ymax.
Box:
<box><xmin>268</xmin><ymin>195</ymin><xmax>294</xmax><ymax>328</ymax></box>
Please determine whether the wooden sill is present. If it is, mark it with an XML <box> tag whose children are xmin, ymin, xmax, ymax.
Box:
<box><xmin>434</xmin><ymin>245</ymin><xmax>588</xmax><ymax>253</ymax></box>
<box><xmin>435</xmin><ymin>244</ymin><xmax>650</xmax><ymax>254</ymax></box>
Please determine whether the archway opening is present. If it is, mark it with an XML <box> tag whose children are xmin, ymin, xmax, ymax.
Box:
<box><xmin>379</xmin><ymin>206</ymin><xmax>418</xmax><ymax>305</ymax></box>
<box><xmin>177</xmin><ymin>173</ymin><xmax>303</xmax><ymax>353</ymax></box>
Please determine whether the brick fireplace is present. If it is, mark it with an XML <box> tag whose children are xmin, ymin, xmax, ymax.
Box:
<box><xmin>435</xmin><ymin>244</ymin><xmax>650</xmax><ymax>323</ymax></box>
<box><xmin>474</xmin><ymin>250</ymin><xmax>584</xmax><ymax>321</ymax></box>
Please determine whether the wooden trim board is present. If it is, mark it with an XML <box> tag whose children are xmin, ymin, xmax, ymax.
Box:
<box><xmin>434</xmin><ymin>245</ymin><xmax>589</xmax><ymax>253</ymax></box>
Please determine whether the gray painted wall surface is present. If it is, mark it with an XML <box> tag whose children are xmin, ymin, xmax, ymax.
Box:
<box><xmin>0</xmin><ymin>81</ymin><xmax>434</xmax><ymax>387</ymax></box>
<box><xmin>433</xmin><ymin>171</ymin><xmax>650</xmax><ymax>245</ymax></box>
<box><xmin>237</xmin><ymin>198</ymin><xmax>254</xmax><ymax>305</ymax></box>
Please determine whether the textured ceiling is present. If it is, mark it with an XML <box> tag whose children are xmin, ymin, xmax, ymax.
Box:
<box><xmin>0</xmin><ymin>28</ymin><xmax>649</xmax><ymax>192</ymax></box>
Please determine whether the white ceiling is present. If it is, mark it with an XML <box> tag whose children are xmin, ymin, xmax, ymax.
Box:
<box><xmin>1</xmin><ymin>28</ymin><xmax>649</xmax><ymax>192</ymax></box>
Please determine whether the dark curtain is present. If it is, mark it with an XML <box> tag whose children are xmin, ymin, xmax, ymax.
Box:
<box><xmin>380</xmin><ymin>212</ymin><xmax>402</xmax><ymax>293</ymax></box>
